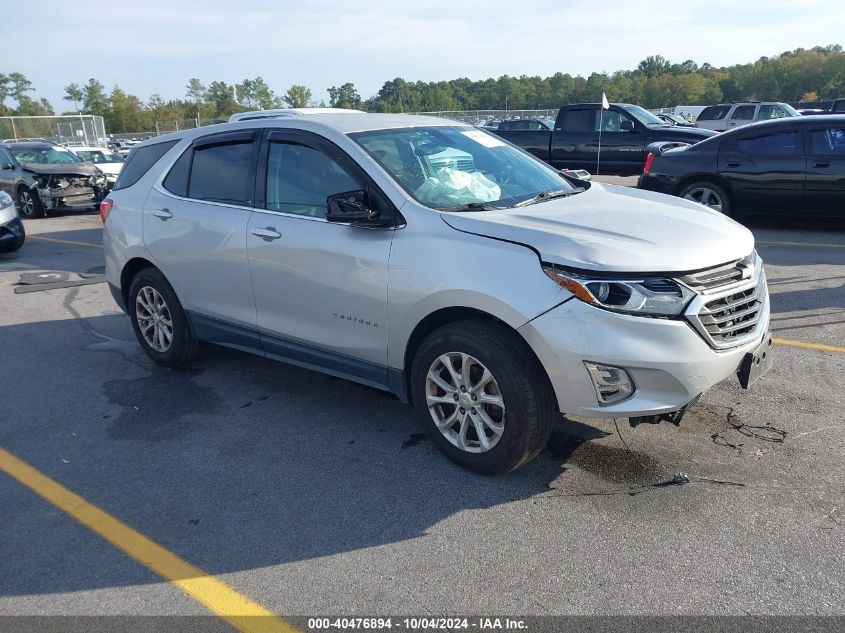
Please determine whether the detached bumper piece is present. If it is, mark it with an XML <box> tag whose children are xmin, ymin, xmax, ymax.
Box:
<box><xmin>629</xmin><ymin>394</ymin><xmax>701</xmax><ymax>427</ymax></box>
<box><xmin>737</xmin><ymin>333</ymin><xmax>774</xmax><ymax>389</ymax></box>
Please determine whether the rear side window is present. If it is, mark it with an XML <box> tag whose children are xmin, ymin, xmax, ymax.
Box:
<box><xmin>737</xmin><ymin>130</ymin><xmax>800</xmax><ymax>155</ymax></box>
<box><xmin>697</xmin><ymin>106</ymin><xmax>730</xmax><ymax>121</ymax></box>
<box><xmin>188</xmin><ymin>140</ymin><xmax>255</xmax><ymax>205</ymax></box>
<box><xmin>561</xmin><ymin>109</ymin><xmax>594</xmax><ymax>132</ymax></box>
<box><xmin>731</xmin><ymin>105</ymin><xmax>757</xmax><ymax>120</ymax></box>
<box><xmin>810</xmin><ymin>127</ymin><xmax>845</xmax><ymax>154</ymax></box>
<box><xmin>162</xmin><ymin>147</ymin><xmax>191</xmax><ymax>197</ymax></box>
<box><xmin>113</xmin><ymin>140</ymin><xmax>178</xmax><ymax>190</ymax></box>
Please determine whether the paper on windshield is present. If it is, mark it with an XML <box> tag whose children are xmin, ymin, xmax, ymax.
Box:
<box><xmin>461</xmin><ymin>130</ymin><xmax>506</xmax><ymax>148</ymax></box>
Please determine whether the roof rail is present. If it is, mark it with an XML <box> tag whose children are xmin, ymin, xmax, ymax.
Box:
<box><xmin>227</xmin><ymin>108</ymin><xmax>365</xmax><ymax>122</ymax></box>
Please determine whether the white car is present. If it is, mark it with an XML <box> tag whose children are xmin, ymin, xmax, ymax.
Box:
<box><xmin>69</xmin><ymin>146</ymin><xmax>125</xmax><ymax>186</ymax></box>
<box><xmin>101</xmin><ymin>110</ymin><xmax>772</xmax><ymax>474</ymax></box>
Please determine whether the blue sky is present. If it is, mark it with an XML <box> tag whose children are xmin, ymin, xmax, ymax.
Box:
<box><xmin>7</xmin><ymin>0</ymin><xmax>845</xmax><ymax>110</ymax></box>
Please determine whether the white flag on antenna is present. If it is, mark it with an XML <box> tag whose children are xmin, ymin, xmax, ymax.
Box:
<box><xmin>601</xmin><ymin>92</ymin><xmax>610</xmax><ymax>110</ymax></box>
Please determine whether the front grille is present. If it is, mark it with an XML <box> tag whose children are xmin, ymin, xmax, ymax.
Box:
<box><xmin>698</xmin><ymin>284</ymin><xmax>763</xmax><ymax>345</ymax></box>
<box><xmin>682</xmin><ymin>255</ymin><xmax>767</xmax><ymax>349</ymax></box>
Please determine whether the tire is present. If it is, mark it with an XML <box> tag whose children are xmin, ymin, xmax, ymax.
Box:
<box><xmin>17</xmin><ymin>187</ymin><xmax>45</xmax><ymax>219</ymax></box>
<box><xmin>678</xmin><ymin>181</ymin><xmax>732</xmax><ymax>216</ymax></box>
<box><xmin>127</xmin><ymin>267</ymin><xmax>199</xmax><ymax>366</ymax></box>
<box><xmin>410</xmin><ymin>319</ymin><xmax>556</xmax><ymax>475</ymax></box>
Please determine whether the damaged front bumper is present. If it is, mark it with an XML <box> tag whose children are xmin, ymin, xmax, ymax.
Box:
<box><xmin>33</xmin><ymin>173</ymin><xmax>107</xmax><ymax>209</ymax></box>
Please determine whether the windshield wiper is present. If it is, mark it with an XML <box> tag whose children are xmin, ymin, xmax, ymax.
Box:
<box><xmin>444</xmin><ymin>202</ymin><xmax>507</xmax><ymax>212</ymax></box>
<box><xmin>514</xmin><ymin>187</ymin><xmax>585</xmax><ymax>208</ymax></box>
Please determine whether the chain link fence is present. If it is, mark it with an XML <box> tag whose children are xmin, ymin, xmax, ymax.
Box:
<box><xmin>0</xmin><ymin>115</ymin><xmax>108</xmax><ymax>147</ymax></box>
<box><xmin>409</xmin><ymin>109</ymin><xmax>558</xmax><ymax>124</ymax></box>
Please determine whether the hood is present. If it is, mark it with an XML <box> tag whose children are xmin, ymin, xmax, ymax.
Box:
<box><xmin>22</xmin><ymin>162</ymin><xmax>102</xmax><ymax>177</ymax></box>
<box><xmin>440</xmin><ymin>184</ymin><xmax>754</xmax><ymax>274</ymax></box>
<box><xmin>93</xmin><ymin>162</ymin><xmax>122</xmax><ymax>176</ymax></box>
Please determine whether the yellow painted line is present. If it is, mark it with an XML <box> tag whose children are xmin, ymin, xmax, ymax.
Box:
<box><xmin>28</xmin><ymin>235</ymin><xmax>103</xmax><ymax>249</ymax></box>
<box><xmin>0</xmin><ymin>448</ymin><xmax>298</xmax><ymax>633</ymax></box>
<box><xmin>773</xmin><ymin>337</ymin><xmax>845</xmax><ymax>353</ymax></box>
<box><xmin>757</xmin><ymin>240</ymin><xmax>845</xmax><ymax>249</ymax></box>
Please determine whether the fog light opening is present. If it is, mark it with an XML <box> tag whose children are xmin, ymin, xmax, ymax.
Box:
<box><xmin>584</xmin><ymin>362</ymin><xmax>635</xmax><ymax>406</ymax></box>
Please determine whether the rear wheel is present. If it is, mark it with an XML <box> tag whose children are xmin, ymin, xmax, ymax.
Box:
<box><xmin>679</xmin><ymin>181</ymin><xmax>732</xmax><ymax>216</ymax></box>
<box><xmin>128</xmin><ymin>267</ymin><xmax>199</xmax><ymax>366</ymax></box>
<box><xmin>410</xmin><ymin>319</ymin><xmax>556</xmax><ymax>475</ymax></box>
<box><xmin>17</xmin><ymin>187</ymin><xmax>45</xmax><ymax>219</ymax></box>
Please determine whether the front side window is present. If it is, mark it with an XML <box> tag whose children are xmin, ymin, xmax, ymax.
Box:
<box><xmin>351</xmin><ymin>126</ymin><xmax>575</xmax><ymax>210</ymax></box>
<box><xmin>810</xmin><ymin>127</ymin><xmax>845</xmax><ymax>154</ymax></box>
<box><xmin>731</xmin><ymin>105</ymin><xmax>757</xmax><ymax>121</ymax></box>
<box><xmin>758</xmin><ymin>105</ymin><xmax>786</xmax><ymax>120</ymax></box>
<box><xmin>737</xmin><ymin>130</ymin><xmax>801</xmax><ymax>155</ymax></box>
<box><xmin>595</xmin><ymin>110</ymin><xmax>635</xmax><ymax>132</ymax></box>
<box><xmin>188</xmin><ymin>140</ymin><xmax>255</xmax><ymax>205</ymax></box>
<box><xmin>266</xmin><ymin>142</ymin><xmax>360</xmax><ymax>217</ymax></box>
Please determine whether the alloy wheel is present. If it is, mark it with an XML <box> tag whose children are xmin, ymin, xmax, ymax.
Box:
<box><xmin>683</xmin><ymin>186</ymin><xmax>723</xmax><ymax>212</ymax></box>
<box><xmin>135</xmin><ymin>286</ymin><xmax>173</xmax><ymax>352</ymax></box>
<box><xmin>19</xmin><ymin>191</ymin><xmax>34</xmax><ymax>217</ymax></box>
<box><xmin>425</xmin><ymin>352</ymin><xmax>506</xmax><ymax>453</ymax></box>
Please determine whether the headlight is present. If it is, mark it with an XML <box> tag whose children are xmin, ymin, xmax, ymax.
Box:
<box><xmin>0</xmin><ymin>191</ymin><xmax>12</xmax><ymax>209</ymax></box>
<box><xmin>543</xmin><ymin>266</ymin><xmax>695</xmax><ymax>316</ymax></box>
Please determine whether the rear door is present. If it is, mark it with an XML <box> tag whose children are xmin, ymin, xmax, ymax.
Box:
<box><xmin>143</xmin><ymin>131</ymin><xmax>258</xmax><ymax>330</ymax></box>
<box><xmin>727</xmin><ymin>104</ymin><xmax>758</xmax><ymax>130</ymax></box>
<box><xmin>804</xmin><ymin>123</ymin><xmax>845</xmax><ymax>217</ymax></box>
<box><xmin>550</xmin><ymin>107</ymin><xmax>595</xmax><ymax>171</ymax></box>
<box><xmin>718</xmin><ymin>125</ymin><xmax>805</xmax><ymax>214</ymax></box>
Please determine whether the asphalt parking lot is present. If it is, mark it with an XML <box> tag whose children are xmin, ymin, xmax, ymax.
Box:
<box><xmin>1</xmin><ymin>201</ymin><xmax>843</xmax><ymax>630</ymax></box>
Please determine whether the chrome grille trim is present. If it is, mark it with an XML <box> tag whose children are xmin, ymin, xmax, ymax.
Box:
<box><xmin>682</xmin><ymin>255</ymin><xmax>769</xmax><ymax>350</ymax></box>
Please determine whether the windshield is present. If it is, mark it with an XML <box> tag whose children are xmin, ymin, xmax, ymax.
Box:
<box><xmin>350</xmin><ymin>126</ymin><xmax>574</xmax><ymax>210</ymax></box>
<box><xmin>76</xmin><ymin>149</ymin><xmax>123</xmax><ymax>163</ymax></box>
<box><xmin>621</xmin><ymin>104</ymin><xmax>666</xmax><ymax>126</ymax></box>
<box><xmin>11</xmin><ymin>146</ymin><xmax>81</xmax><ymax>165</ymax></box>
<box><xmin>781</xmin><ymin>103</ymin><xmax>801</xmax><ymax>117</ymax></box>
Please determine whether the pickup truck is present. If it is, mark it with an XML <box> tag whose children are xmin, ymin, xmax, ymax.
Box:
<box><xmin>492</xmin><ymin>103</ymin><xmax>717</xmax><ymax>175</ymax></box>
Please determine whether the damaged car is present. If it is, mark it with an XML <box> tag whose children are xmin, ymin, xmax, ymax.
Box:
<box><xmin>0</xmin><ymin>141</ymin><xmax>108</xmax><ymax>218</ymax></box>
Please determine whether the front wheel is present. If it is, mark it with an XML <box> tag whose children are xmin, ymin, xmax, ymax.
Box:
<box><xmin>679</xmin><ymin>181</ymin><xmax>732</xmax><ymax>216</ymax></box>
<box><xmin>410</xmin><ymin>319</ymin><xmax>556</xmax><ymax>475</ymax></box>
<box><xmin>17</xmin><ymin>188</ymin><xmax>45</xmax><ymax>219</ymax></box>
<box><xmin>128</xmin><ymin>267</ymin><xmax>199</xmax><ymax>366</ymax></box>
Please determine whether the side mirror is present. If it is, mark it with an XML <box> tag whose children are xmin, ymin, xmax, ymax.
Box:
<box><xmin>326</xmin><ymin>190</ymin><xmax>378</xmax><ymax>224</ymax></box>
<box><xmin>1</xmin><ymin>163</ymin><xmax>13</xmax><ymax>170</ymax></box>
<box><xmin>620</xmin><ymin>120</ymin><xmax>635</xmax><ymax>132</ymax></box>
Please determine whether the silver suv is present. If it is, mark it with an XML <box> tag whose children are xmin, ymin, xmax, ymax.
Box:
<box><xmin>102</xmin><ymin>111</ymin><xmax>772</xmax><ymax>474</ymax></box>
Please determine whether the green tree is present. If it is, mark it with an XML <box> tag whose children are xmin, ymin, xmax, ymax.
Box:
<box><xmin>82</xmin><ymin>78</ymin><xmax>109</xmax><ymax>117</ymax></box>
<box><xmin>8</xmin><ymin>72</ymin><xmax>34</xmax><ymax>109</ymax></box>
<box><xmin>207</xmin><ymin>81</ymin><xmax>238</xmax><ymax>118</ymax></box>
<box><xmin>328</xmin><ymin>82</ymin><xmax>362</xmax><ymax>109</ymax></box>
<box><xmin>636</xmin><ymin>55</ymin><xmax>671</xmax><ymax>78</ymax></box>
<box><xmin>283</xmin><ymin>84</ymin><xmax>312</xmax><ymax>108</ymax></box>
<box><xmin>185</xmin><ymin>78</ymin><xmax>206</xmax><ymax>124</ymax></box>
<box><xmin>63</xmin><ymin>82</ymin><xmax>84</xmax><ymax>113</ymax></box>
<box><xmin>0</xmin><ymin>73</ymin><xmax>10</xmax><ymax>114</ymax></box>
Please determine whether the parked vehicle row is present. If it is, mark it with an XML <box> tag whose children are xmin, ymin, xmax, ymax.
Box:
<box><xmin>492</xmin><ymin>102</ymin><xmax>716</xmax><ymax>175</ymax></box>
<box><xmin>638</xmin><ymin>115</ymin><xmax>845</xmax><ymax>218</ymax></box>
<box><xmin>102</xmin><ymin>109</ymin><xmax>771</xmax><ymax>475</ymax></box>
<box><xmin>694</xmin><ymin>102</ymin><xmax>800</xmax><ymax>132</ymax></box>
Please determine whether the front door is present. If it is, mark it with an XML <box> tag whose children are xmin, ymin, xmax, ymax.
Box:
<box><xmin>592</xmin><ymin>108</ymin><xmax>648</xmax><ymax>174</ymax></box>
<box><xmin>727</xmin><ymin>104</ymin><xmax>758</xmax><ymax>130</ymax></box>
<box><xmin>804</xmin><ymin>124</ymin><xmax>845</xmax><ymax>217</ymax></box>
<box><xmin>719</xmin><ymin>126</ymin><xmax>805</xmax><ymax>214</ymax></box>
<box><xmin>246</xmin><ymin>130</ymin><xmax>395</xmax><ymax>384</ymax></box>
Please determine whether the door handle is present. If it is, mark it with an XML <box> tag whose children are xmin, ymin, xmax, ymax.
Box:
<box><xmin>152</xmin><ymin>208</ymin><xmax>173</xmax><ymax>219</ymax></box>
<box><xmin>251</xmin><ymin>227</ymin><xmax>282</xmax><ymax>240</ymax></box>
<box><xmin>727</xmin><ymin>161</ymin><xmax>741</xmax><ymax>167</ymax></box>
<box><xmin>814</xmin><ymin>162</ymin><xmax>831</xmax><ymax>168</ymax></box>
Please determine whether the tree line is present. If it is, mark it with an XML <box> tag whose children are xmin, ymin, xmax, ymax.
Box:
<box><xmin>1</xmin><ymin>45</ymin><xmax>843</xmax><ymax>134</ymax></box>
